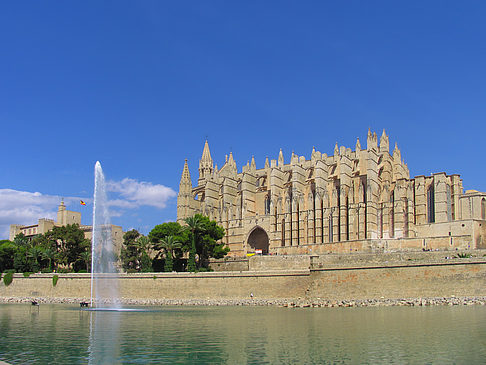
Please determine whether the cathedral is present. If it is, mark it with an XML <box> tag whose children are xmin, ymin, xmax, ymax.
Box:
<box><xmin>177</xmin><ymin>130</ymin><xmax>486</xmax><ymax>257</ymax></box>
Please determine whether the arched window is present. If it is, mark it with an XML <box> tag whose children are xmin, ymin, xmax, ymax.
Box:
<box><xmin>362</xmin><ymin>181</ymin><xmax>367</xmax><ymax>238</ymax></box>
<box><xmin>274</xmin><ymin>205</ymin><xmax>278</xmax><ymax>228</ymax></box>
<box><xmin>378</xmin><ymin>204</ymin><xmax>383</xmax><ymax>239</ymax></box>
<box><xmin>427</xmin><ymin>184</ymin><xmax>435</xmax><ymax>223</ymax></box>
<box><xmin>336</xmin><ymin>186</ymin><xmax>341</xmax><ymax>240</ymax></box>
<box><xmin>328</xmin><ymin>213</ymin><xmax>333</xmax><ymax>243</ymax></box>
<box><xmin>296</xmin><ymin>202</ymin><xmax>300</xmax><ymax>245</ymax></box>
<box><xmin>321</xmin><ymin>200</ymin><xmax>324</xmax><ymax>243</ymax></box>
<box><xmin>281</xmin><ymin>219</ymin><xmax>285</xmax><ymax>246</ymax></box>
<box><xmin>345</xmin><ymin>196</ymin><xmax>349</xmax><ymax>241</ymax></box>
<box><xmin>404</xmin><ymin>199</ymin><xmax>409</xmax><ymax>238</ymax></box>
<box><xmin>446</xmin><ymin>185</ymin><xmax>452</xmax><ymax>222</ymax></box>
<box><xmin>264</xmin><ymin>195</ymin><xmax>271</xmax><ymax>215</ymax></box>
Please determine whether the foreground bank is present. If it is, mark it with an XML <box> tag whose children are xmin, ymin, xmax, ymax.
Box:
<box><xmin>1</xmin><ymin>295</ymin><xmax>486</xmax><ymax>308</ymax></box>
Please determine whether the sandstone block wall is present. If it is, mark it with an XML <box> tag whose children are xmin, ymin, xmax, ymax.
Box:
<box><xmin>2</xmin><ymin>261</ymin><xmax>486</xmax><ymax>302</ymax></box>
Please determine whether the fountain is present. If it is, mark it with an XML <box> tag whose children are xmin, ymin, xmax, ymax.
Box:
<box><xmin>90</xmin><ymin>161</ymin><xmax>120</xmax><ymax>309</ymax></box>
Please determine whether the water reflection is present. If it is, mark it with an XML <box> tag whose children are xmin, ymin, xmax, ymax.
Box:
<box><xmin>87</xmin><ymin>311</ymin><xmax>120</xmax><ymax>364</ymax></box>
<box><xmin>0</xmin><ymin>304</ymin><xmax>485</xmax><ymax>364</ymax></box>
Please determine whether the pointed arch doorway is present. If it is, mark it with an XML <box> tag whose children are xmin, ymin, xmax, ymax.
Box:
<box><xmin>247</xmin><ymin>227</ymin><xmax>270</xmax><ymax>254</ymax></box>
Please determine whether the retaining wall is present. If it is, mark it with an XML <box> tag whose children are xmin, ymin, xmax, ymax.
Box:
<box><xmin>2</xmin><ymin>260</ymin><xmax>486</xmax><ymax>302</ymax></box>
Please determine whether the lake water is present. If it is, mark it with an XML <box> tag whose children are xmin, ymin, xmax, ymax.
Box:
<box><xmin>0</xmin><ymin>304</ymin><xmax>485</xmax><ymax>364</ymax></box>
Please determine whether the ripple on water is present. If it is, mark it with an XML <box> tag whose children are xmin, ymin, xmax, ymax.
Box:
<box><xmin>0</xmin><ymin>304</ymin><xmax>485</xmax><ymax>364</ymax></box>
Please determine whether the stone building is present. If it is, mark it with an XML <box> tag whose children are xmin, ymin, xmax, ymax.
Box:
<box><xmin>9</xmin><ymin>201</ymin><xmax>124</xmax><ymax>253</ymax></box>
<box><xmin>177</xmin><ymin>130</ymin><xmax>486</xmax><ymax>257</ymax></box>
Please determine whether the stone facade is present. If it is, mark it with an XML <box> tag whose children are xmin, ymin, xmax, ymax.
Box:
<box><xmin>9</xmin><ymin>201</ymin><xmax>124</xmax><ymax>254</ymax></box>
<box><xmin>177</xmin><ymin>130</ymin><xmax>486</xmax><ymax>257</ymax></box>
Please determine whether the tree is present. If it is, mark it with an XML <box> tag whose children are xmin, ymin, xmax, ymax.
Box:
<box><xmin>120</xmin><ymin>229</ymin><xmax>141</xmax><ymax>271</ymax></box>
<box><xmin>120</xmin><ymin>230</ymin><xmax>152</xmax><ymax>272</ymax></box>
<box><xmin>46</xmin><ymin>224</ymin><xmax>90</xmax><ymax>269</ymax></box>
<box><xmin>195</xmin><ymin>215</ymin><xmax>228</xmax><ymax>268</ymax></box>
<box><xmin>13</xmin><ymin>245</ymin><xmax>33</xmax><ymax>273</ymax></box>
<box><xmin>79</xmin><ymin>251</ymin><xmax>91</xmax><ymax>272</ymax></box>
<box><xmin>149</xmin><ymin>222</ymin><xmax>187</xmax><ymax>271</ymax></box>
<box><xmin>13</xmin><ymin>233</ymin><xmax>30</xmax><ymax>248</ymax></box>
<box><xmin>136</xmin><ymin>236</ymin><xmax>153</xmax><ymax>272</ymax></box>
<box><xmin>159</xmin><ymin>236</ymin><xmax>182</xmax><ymax>272</ymax></box>
<box><xmin>41</xmin><ymin>248</ymin><xmax>57</xmax><ymax>272</ymax></box>
<box><xmin>183</xmin><ymin>214</ymin><xmax>228</xmax><ymax>270</ymax></box>
<box><xmin>184</xmin><ymin>215</ymin><xmax>204</xmax><ymax>272</ymax></box>
<box><xmin>0</xmin><ymin>240</ymin><xmax>16</xmax><ymax>272</ymax></box>
<box><xmin>27</xmin><ymin>246</ymin><xmax>44</xmax><ymax>272</ymax></box>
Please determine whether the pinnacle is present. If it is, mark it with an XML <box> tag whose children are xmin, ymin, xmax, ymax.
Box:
<box><xmin>201</xmin><ymin>140</ymin><xmax>212</xmax><ymax>163</ymax></box>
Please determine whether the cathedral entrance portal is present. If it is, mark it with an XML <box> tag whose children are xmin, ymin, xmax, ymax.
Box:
<box><xmin>247</xmin><ymin>227</ymin><xmax>269</xmax><ymax>254</ymax></box>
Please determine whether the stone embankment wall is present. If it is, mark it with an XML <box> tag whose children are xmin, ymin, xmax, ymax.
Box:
<box><xmin>2</xmin><ymin>252</ymin><xmax>486</xmax><ymax>303</ymax></box>
<box><xmin>271</xmin><ymin>234</ymin><xmax>476</xmax><ymax>256</ymax></box>
<box><xmin>213</xmin><ymin>250</ymin><xmax>486</xmax><ymax>271</ymax></box>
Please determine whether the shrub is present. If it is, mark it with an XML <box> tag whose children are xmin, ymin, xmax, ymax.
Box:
<box><xmin>3</xmin><ymin>272</ymin><xmax>13</xmax><ymax>286</ymax></box>
<box><xmin>77</xmin><ymin>269</ymin><xmax>88</xmax><ymax>273</ymax></box>
<box><xmin>23</xmin><ymin>272</ymin><xmax>32</xmax><ymax>277</ymax></box>
<box><xmin>52</xmin><ymin>274</ymin><xmax>59</xmax><ymax>287</ymax></box>
<box><xmin>456</xmin><ymin>253</ymin><xmax>472</xmax><ymax>258</ymax></box>
<box><xmin>197</xmin><ymin>267</ymin><xmax>213</xmax><ymax>273</ymax></box>
<box><xmin>153</xmin><ymin>275</ymin><xmax>157</xmax><ymax>280</ymax></box>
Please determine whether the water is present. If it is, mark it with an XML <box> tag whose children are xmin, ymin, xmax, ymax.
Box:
<box><xmin>91</xmin><ymin>161</ymin><xmax>119</xmax><ymax>308</ymax></box>
<box><xmin>0</xmin><ymin>304</ymin><xmax>485</xmax><ymax>364</ymax></box>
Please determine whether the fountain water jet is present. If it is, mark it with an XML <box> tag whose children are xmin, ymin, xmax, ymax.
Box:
<box><xmin>90</xmin><ymin>161</ymin><xmax>120</xmax><ymax>308</ymax></box>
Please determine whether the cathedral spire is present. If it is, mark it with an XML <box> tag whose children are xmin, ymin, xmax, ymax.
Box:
<box><xmin>264</xmin><ymin>156</ymin><xmax>269</xmax><ymax>169</ymax></box>
<box><xmin>334</xmin><ymin>142</ymin><xmax>339</xmax><ymax>156</ymax></box>
<box><xmin>198</xmin><ymin>140</ymin><xmax>214</xmax><ymax>184</ymax></box>
<box><xmin>179</xmin><ymin>159</ymin><xmax>192</xmax><ymax>193</ymax></box>
<box><xmin>380</xmin><ymin>129</ymin><xmax>389</xmax><ymax>152</ymax></box>
<box><xmin>356</xmin><ymin>137</ymin><xmax>361</xmax><ymax>151</ymax></box>
<box><xmin>200</xmin><ymin>140</ymin><xmax>213</xmax><ymax>165</ymax></box>
<box><xmin>393</xmin><ymin>142</ymin><xmax>401</xmax><ymax>160</ymax></box>
<box><xmin>278</xmin><ymin>148</ymin><xmax>284</xmax><ymax>167</ymax></box>
<box><xmin>250</xmin><ymin>156</ymin><xmax>256</xmax><ymax>171</ymax></box>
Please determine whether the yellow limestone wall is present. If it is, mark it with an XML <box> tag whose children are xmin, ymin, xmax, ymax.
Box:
<box><xmin>2</xmin><ymin>262</ymin><xmax>486</xmax><ymax>302</ymax></box>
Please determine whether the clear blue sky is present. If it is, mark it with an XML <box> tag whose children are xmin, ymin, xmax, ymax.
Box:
<box><xmin>1</xmin><ymin>1</ymin><xmax>485</xmax><ymax>238</ymax></box>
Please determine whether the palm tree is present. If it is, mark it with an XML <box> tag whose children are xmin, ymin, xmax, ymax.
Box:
<box><xmin>136</xmin><ymin>236</ymin><xmax>151</xmax><ymax>255</ymax></box>
<box><xmin>41</xmin><ymin>248</ymin><xmax>57</xmax><ymax>272</ymax></box>
<box><xmin>159</xmin><ymin>236</ymin><xmax>181</xmax><ymax>272</ymax></box>
<box><xmin>135</xmin><ymin>236</ymin><xmax>152</xmax><ymax>272</ymax></box>
<box><xmin>27</xmin><ymin>246</ymin><xmax>44</xmax><ymax>272</ymax></box>
<box><xmin>79</xmin><ymin>251</ymin><xmax>91</xmax><ymax>272</ymax></box>
<box><xmin>184</xmin><ymin>215</ymin><xmax>204</xmax><ymax>272</ymax></box>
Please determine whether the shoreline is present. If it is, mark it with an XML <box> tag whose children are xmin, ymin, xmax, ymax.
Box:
<box><xmin>1</xmin><ymin>296</ymin><xmax>486</xmax><ymax>308</ymax></box>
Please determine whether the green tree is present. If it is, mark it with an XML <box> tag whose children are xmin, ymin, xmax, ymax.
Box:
<box><xmin>0</xmin><ymin>240</ymin><xmax>17</xmax><ymax>272</ymax></box>
<box><xmin>195</xmin><ymin>215</ymin><xmax>228</xmax><ymax>268</ymax></box>
<box><xmin>79</xmin><ymin>251</ymin><xmax>91</xmax><ymax>272</ymax></box>
<box><xmin>184</xmin><ymin>215</ymin><xmax>204</xmax><ymax>272</ymax></box>
<box><xmin>41</xmin><ymin>248</ymin><xmax>57</xmax><ymax>272</ymax></box>
<box><xmin>136</xmin><ymin>236</ymin><xmax>153</xmax><ymax>272</ymax></box>
<box><xmin>46</xmin><ymin>224</ymin><xmax>90</xmax><ymax>269</ymax></box>
<box><xmin>13</xmin><ymin>245</ymin><xmax>34</xmax><ymax>272</ymax></box>
<box><xmin>27</xmin><ymin>246</ymin><xmax>44</xmax><ymax>272</ymax></box>
<box><xmin>120</xmin><ymin>229</ymin><xmax>140</xmax><ymax>271</ymax></box>
<box><xmin>13</xmin><ymin>233</ymin><xmax>30</xmax><ymax>248</ymax></box>
<box><xmin>159</xmin><ymin>236</ymin><xmax>182</xmax><ymax>272</ymax></box>
<box><xmin>149</xmin><ymin>222</ymin><xmax>187</xmax><ymax>270</ymax></box>
<box><xmin>184</xmin><ymin>214</ymin><xmax>228</xmax><ymax>270</ymax></box>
